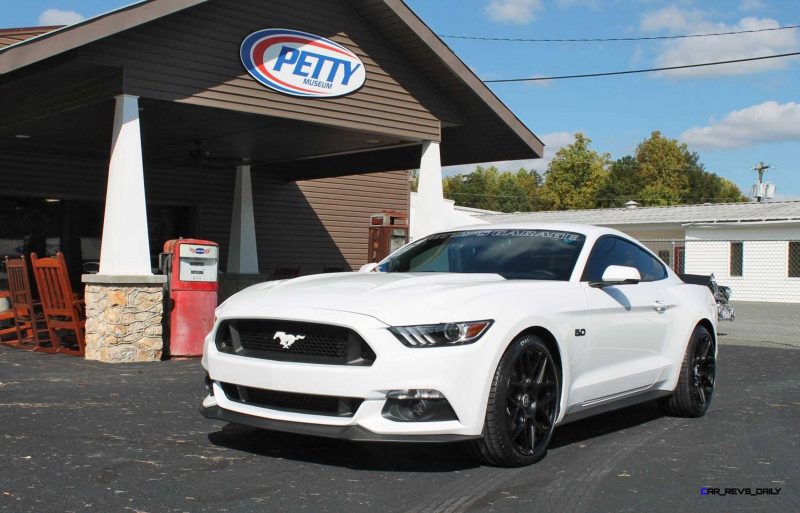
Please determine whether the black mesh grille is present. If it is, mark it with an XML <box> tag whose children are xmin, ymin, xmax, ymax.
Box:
<box><xmin>220</xmin><ymin>382</ymin><xmax>363</xmax><ymax>417</ymax></box>
<box><xmin>215</xmin><ymin>319</ymin><xmax>376</xmax><ymax>365</ymax></box>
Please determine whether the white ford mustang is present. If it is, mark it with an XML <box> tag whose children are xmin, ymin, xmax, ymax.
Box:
<box><xmin>201</xmin><ymin>223</ymin><xmax>718</xmax><ymax>467</ymax></box>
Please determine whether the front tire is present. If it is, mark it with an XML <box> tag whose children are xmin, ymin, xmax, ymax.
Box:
<box><xmin>469</xmin><ymin>335</ymin><xmax>560</xmax><ymax>467</ymax></box>
<box><xmin>660</xmin><ymin>324</ymin><xmax>715</xmax><ymax>417</ymax></box>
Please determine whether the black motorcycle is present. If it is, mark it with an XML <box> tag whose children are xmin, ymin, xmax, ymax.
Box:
<box><xmin>679</xmin><ymin>273</ymin><xmax>735</xmax><ymax>322</ymax></box>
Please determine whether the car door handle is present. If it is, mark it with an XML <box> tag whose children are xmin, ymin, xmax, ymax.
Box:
<box><xmin>653</xmin><ymin>300</ymin><xmax>666</xmax><ymax>313</ymax></box>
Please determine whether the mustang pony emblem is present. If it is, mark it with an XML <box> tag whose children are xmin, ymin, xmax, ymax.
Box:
<box><xmin>274</xmin><ymin>331</ymin><xmax>306</xmax><ymax>349</ymax></box>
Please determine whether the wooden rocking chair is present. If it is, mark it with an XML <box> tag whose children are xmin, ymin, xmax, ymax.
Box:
<box><xmin>0</xmin><ymin>290</ymin><xmax>17</xmax><ymax>343</ymax></box>
<box><xmin>30</xmin><ymin>252</ymin><xmax>86</xmax><ymax>356</ymax></box>
<box><xmin>4</xmin><ymin>256</ymin><xmax>51</xmax><ymax>350</ymax></box>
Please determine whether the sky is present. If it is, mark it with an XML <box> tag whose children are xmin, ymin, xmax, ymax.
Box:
<box><xmin>2</xmin><ymin>0</ymin><xmax>799</xmax><ymax>199</ymax></box>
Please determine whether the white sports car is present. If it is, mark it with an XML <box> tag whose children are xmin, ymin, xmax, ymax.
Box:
<box><xmin>201</xmin><ymin>223</ymin><xmax>717</xmax><ymax>467</ymax></box>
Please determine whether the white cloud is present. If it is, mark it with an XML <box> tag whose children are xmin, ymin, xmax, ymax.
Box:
<box><xmin>640</xmin><ymin>6</ymin><xmax>704</xmax><ymax>33</ymax></box>
<box><xmin>740</xmin><ymin>0</ymin><xmax>765</xmax><ymax>12</ymax></box>
<box><xmin>556</xmin><ymin>0</ymin><xmax>601</xmax><ymax>8</ymax></box>
<box><xmin>38</xmin><ymin>9</ymin><xmax>86</xmax><ymax>26</ymax></box>
<box><xmin>443</xmin><ymin>131</ymin><xmax>576</xmax><ymax>175</ymax></box>
<box><xmin>681</xmin><ymin>101</ymin><xmax>800</xmax><ymax>149</ymax></box>
<box><xmin>485</xmin><ymin>0</ymin><xmax>543</xmax><ymax>25</ymax></box>
<box><xmin>639</xmin><ymin>7</ymin><xmax>800</xmax><ymax>78</ymax></box>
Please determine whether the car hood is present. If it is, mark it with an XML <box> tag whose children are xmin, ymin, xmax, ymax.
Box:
<box><xmin>217</xmin><ymin>272</ymin><xmax>568</xmax><ymax>326</ymax></box>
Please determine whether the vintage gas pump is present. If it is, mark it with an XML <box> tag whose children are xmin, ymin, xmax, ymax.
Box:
<box><xmin>368</xmin><ymin>210</ymin><xmax>409</xmax><ymax>262</ymax></box>
<box><xmin>161</xmin><ymin>239</ymin><xmax>219</xmax><ymax>357</ymax></box>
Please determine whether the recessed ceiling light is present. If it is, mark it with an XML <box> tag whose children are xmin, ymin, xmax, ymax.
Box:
<box><xmin>45</xmin><ymin>198</ymin><xmax>61</xmax><ymax>203</ymax></box>
<box><xmin>15</xmin><ymin>134</ymin><xmax>31</xmax><ymax>139</ymax></box>
<box><xmin>364</xmin><ymin>139</ymin><xmax>380</xmax><ymax>144</ymax></box>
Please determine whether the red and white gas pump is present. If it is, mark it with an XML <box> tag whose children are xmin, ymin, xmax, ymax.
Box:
<box><xmin>161</xmin><ymin>239</ymin><xmax>219</xmax><ymax>357</ymax></box>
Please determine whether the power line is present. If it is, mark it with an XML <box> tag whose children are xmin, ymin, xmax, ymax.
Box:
<box><xmin>484</xmin><ymin>52</ymin><xmax>800</xmax><ymax>82</ymax></box>
<box><xmin>440</xmin><ymin>23</ymin><xmax>800</xmax><ymax>42</ymax></box>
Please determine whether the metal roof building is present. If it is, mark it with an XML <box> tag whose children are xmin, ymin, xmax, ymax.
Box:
<box><xmin>483</xmin><ymin>201</ymin><xmax>800</xmax><ymax>229</ymax></box>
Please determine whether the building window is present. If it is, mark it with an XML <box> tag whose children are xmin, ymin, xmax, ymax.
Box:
<box><xmin>730</xmin><ymin>242</ymin><xmax>743</xmax><ymax>277</ymax></box>
<box><xmin>675</xmin><ymin>245</ymin><xmax>685</xmax><ymax>274</ymax></box>
<box><xmin>790</xmin><ymin>241</ymin><xmax>800</xmax><ymax>278</ymax></box>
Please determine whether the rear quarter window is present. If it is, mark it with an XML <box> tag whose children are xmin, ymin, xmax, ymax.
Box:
<box><xmin>582</xmin><ymin>236</ymin><xmax>668</xmax><ymax>282</ymax></box>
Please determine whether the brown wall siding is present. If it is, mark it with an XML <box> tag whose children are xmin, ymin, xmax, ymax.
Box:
<box><xmin>252</xmin><ymin>170</ymin><xmax>409</xmax><ymax>274</ymax></box>
<box><xmin>0</xmin><ymin>151</ymin><xmax>408</xmax><ymax>274</ymax></box>
<box><xmin>80</xmin><ymin>0</ymin><xmax>456</xmax><ymax>142</ymax></box>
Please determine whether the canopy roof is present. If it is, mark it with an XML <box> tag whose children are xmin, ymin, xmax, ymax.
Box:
<box><xmin>0</xmin><ymin>0</ymin><xmax>543</xmax><ymax>178</ymax></box>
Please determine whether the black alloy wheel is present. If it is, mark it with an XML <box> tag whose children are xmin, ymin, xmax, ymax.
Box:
<box><xmin>692</xmin><ymin>330</ymin><xmax>716</xmax><ymax>408</ymax></box>
<box><xmin>470</xmin><ymin>335</ymin><xmax>560</xmax><ymax>467</ymax></box>
<box><xmin>506</xmin><ymin>343</ymin><xmax>559</xmax><ymax>456</ymax></box>
<box><xmin>660</xmin><ymin>324</ymin><xmax>716</xmax><ymax>417</ymax></box>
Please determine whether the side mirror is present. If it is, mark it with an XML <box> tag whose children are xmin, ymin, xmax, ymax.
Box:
<box><xmin>358</xmin><ymin>262</ymin><xmax>379</xmax><ymax>273</ymax></box>
<box><xmin>590</xmin><ymin>265</ymin><xmax>641</xmax><ymax>288</ymax></box>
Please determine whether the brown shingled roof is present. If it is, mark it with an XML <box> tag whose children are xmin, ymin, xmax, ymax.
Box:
<box><xmin>0</xmin><ymin>26</ymin><xmax>63</xmax><ymax>49</ymax></box>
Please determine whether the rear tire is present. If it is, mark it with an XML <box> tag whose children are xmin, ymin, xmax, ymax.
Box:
<box><xmin>469</xmin><ymin>335</ymin><xmax>560</xmax><ymax>467</ymax></box>
<box><xmin>660</xmin><ymin>325</ymin><xmax>715</xmax><ymax>417</ymax></box>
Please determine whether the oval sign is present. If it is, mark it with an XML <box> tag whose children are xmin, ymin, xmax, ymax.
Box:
<box><xmin>240</xmin><ymin>28</ymin><xmax>366</xmax><ymax>98</ymax></box>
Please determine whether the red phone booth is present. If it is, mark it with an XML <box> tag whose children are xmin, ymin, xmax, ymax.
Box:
<box><xmin>162</xmin><ymin>239</ymin><xmax>219</xmax><ymax>357</ymax></box>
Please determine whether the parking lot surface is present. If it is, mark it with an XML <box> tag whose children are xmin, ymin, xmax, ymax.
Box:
<box><xmin>0</xmin><ymin>343</ymin><xmax>797</xmax><ymax>513</ymax></box>
<box><xmin>720</xmin><ymin>301</ymin><xmax>800</xmax><ymax>349</ymax></box>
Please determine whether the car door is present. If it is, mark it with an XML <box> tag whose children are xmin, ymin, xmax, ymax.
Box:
<box><xmin>569</xmin><ymin>236</ymin><xmax>672</xmax><ymax>405</ymax></box>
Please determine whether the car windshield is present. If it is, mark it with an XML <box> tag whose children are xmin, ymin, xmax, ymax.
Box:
<box><xmin>377</xmin><ymin>229</ymin><xmax>586</xmax><ymax>280</ymax></box>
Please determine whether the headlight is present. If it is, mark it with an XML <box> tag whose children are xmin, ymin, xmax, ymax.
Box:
<box><xmin>389</xmin><ymin>320</ymin><xmax>493</xmax><ymax>347</ymax></box>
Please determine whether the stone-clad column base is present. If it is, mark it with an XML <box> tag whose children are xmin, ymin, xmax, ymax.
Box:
<box><xmin>82</xmin><ymin>275</ymin><xmax>167</xmax><ymax>363</ymax></box>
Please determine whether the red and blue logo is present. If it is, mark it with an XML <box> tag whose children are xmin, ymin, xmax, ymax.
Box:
<box><xmin>240</xmin><ymin>28</ymin><xmax>366</xmax><ymax>98</ymax></box>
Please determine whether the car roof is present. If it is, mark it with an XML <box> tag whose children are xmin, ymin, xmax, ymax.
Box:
<box><xmin>446</xmin><ymin>222</ymin><xmax>627</xmax><ymax>240</ymax></box>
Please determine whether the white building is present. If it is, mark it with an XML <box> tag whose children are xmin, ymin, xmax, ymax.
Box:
<box><xmin>414</xmin><ymin>200</ymin><xmax>800</xmax><ymax>304</ymax></box>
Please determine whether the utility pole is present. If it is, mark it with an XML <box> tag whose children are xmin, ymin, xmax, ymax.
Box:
<box><xmin>754</xmin><ymin>161</ymin><xmax>770</xmax><ymax>184</ymax></box>
<box><xmin>752</xmin><ymin>161</ymin><xmax>771</xmax><ymax>203</ymax></box>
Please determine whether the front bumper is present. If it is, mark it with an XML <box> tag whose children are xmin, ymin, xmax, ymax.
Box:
<box><xmin>200</xmin><ymin>404</ymin><xmax>479</xmax><ymax>442</ymax></box>
<box><xmin>202</xmin><ymin>307</ymin><xmax>497</xmax><ymax>439</ymax></box>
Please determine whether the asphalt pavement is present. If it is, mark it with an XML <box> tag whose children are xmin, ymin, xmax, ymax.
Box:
<box><xmin>719</xmin><ymin>301</ymin><xmax>800</xmax><ymax>350</ymax></box>
<box><xmin>0</xmin><ymin>343</ymin><xmax>797</xmax><ymax>513</ymax></box>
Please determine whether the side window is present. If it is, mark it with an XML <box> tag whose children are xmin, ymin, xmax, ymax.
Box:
<box><xmin>730</xmin><ymin>241</ymin><xmax>743</xmax><ymax>277</ymax></box>
<box><xmin>634</xmin><ymin>244</ymin><xmax>668</xmax><ymax>281</ymax></box>
<box><xmin>790</xmin><ymin>241</ymin><xmax>800</xmax><ymax>278</ymax></box>
<box><xmin>582</xmin><ymin>236</ymin><xmax>667</xmax><ymax>282</ymax></box>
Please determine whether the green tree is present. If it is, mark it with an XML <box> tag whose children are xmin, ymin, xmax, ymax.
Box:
<box><xmin>515</xmin><ymin>168</ymin><xmax>547</xmax><ymax>211</ymax></box>
<box><xmin>682</xmin><ymin>152</ymin><xmax>747</xmax><ymax>203</ymax></box>
<box><xmin>595</xmin><ymin>155</ymin><xmax>644</xmax><ymax>208</ymax></box>
<box><xmin>443</xmin><ymin>166</ymin><xmax>500</xmax><ymax>211</ymax></box>
<box><xmin>542</xmin><ymin>133</ymin><xmax>609</xmax><ymax>210</ymax></box>
<box><xmin>635</xmin><ymin>131</ymin><xmax>690</xmax><ymax>206</ymax></box>
<box><xmin>440</xmin><ymin>166</ymin><xmax>545</xmax><ymax>213</ymax></box>
<box><xmin>426</xmin><ymin>131</ymin><xmax>746</xmax><ymax>212</ymax></box>
<box><xmin>716</xmin><ymin>177</ymin><xmax>748</xmax><ymax>203</ymax></box>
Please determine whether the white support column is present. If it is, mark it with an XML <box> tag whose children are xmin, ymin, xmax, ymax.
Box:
<box><xmin>227</xmin><ymin>163</ymin><xmax>259</xmax><ymax>274</ymax></box>
<box><xmin>98</xmin><ymin>95</ymin><xmax>152</xmax><ymax>276</ymax></box>
<box><xmin>412</xmin><ymin>141</ymin><xmax>446</xmax><ymax>240</ymax></box>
